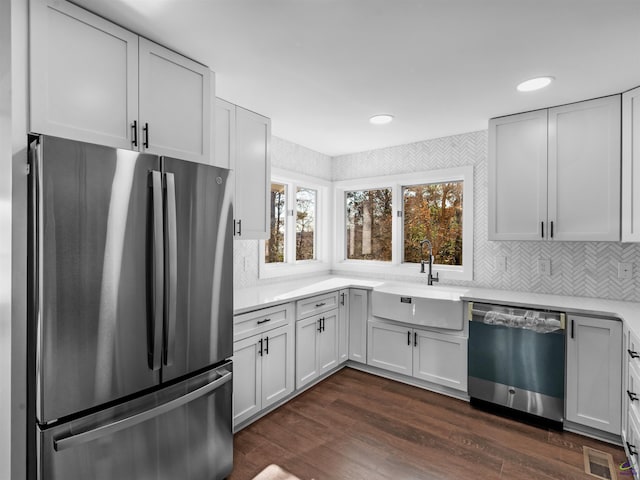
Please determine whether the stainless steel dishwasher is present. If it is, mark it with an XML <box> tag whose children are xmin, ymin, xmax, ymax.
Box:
<box><xmin>468</xmin><ymin>302</ymin><xmax>566</xmax><ymax>423</ymax></box>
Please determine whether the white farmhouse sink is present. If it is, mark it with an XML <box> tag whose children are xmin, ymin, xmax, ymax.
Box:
<box><xmin>371</xmin><ymin>283</ymin><xmax>468</xmax><ymax>330</ymax></box>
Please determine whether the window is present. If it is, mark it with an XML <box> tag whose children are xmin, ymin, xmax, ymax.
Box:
<box><xmin>265</xmin><ymin>183</ymin><xmax>286</xmax><ymax>264</ymax></box>
<box><xmin>260</xmin><ymin>169</ymin><xmax>330</xmax><ymax>278</ymax></box>
<box><xmin>334</xmin><ymin>167</ymin><xmax>473</xmax><ymax>281</ymax></box>
<box><xmin>345</xmin><ymin>188</ymin><xmax>392</xmax><ymax>261</ymax></box>
<box><xmin>403</xmin><ymin>181</ymin><xmax>463</xmax><ymax>265</ymax></box>
<box><xmin>296</xmin><ymin>187</ymin><xmax>317</xmax><ymax>261</ymax></box>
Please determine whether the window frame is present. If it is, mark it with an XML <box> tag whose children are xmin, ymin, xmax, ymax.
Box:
<box><xmin>333</xmin><ymin>166</ymin><xmax>474</xmax><ymax>281</ymax></box>
<box><xmin>259</xmin><ymin>168</ymin><xmax>332</xmax><ymax>279</ymax></box>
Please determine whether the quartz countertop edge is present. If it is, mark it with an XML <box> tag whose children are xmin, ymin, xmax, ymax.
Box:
<box><xmin>234</xmin><ymin>275</ymin><xmax>640</xmax><ymax>336</ymax></box>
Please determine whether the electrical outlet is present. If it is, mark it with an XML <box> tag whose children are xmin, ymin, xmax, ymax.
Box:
<box><xmin>618</xmin><ymin>262</ymin><xmax>633</xmax><ymax>280</ymax></box>
<box><xmin>495</xmin><ymin>256</ymin><xmax>507</xmax><ymax>272</ymax></box>
<box><xmin>537</xmin><ymin>258</ymin><xmax>551</xmax><ymax>276</ymax></box>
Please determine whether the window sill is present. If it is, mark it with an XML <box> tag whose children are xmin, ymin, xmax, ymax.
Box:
<box><xmin>331</xmin><ymin>260</ymin><xmax>472</xmax><ymax>282</ymax></box>
<box><xmin>259</xmin><ymin>260</ymin><xmax>331</xmax><ymax>280</ymax></box>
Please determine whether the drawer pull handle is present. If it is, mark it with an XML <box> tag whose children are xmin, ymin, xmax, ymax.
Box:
<box><xmin>628</xmin><ymin>390</ymin><xmax>639</xmax><ymax>402</ymax></box>
<box><xmin>257</xmin><ymin>318</ymin><xmax>271</xmax><ymax>325</ymax></box>
<box><xmin>628</xmin><ymin>441</ymin><xmax>638</xmax><ymax>457</ymax></box>
<box><xmin>315</xmin><ymin>302</ymin><xmax>326</xmax><ymax>307</ymax></box>
<box><xmin>629</xmin><ymin>349</ymin><xmax>640</xmax><ymax>359</ymax></box>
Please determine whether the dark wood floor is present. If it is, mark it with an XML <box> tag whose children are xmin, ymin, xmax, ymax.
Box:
<box><xmin>229</xmin><ymin>368</ymin><xmax>626</xmax><ymax>480</ymax></box>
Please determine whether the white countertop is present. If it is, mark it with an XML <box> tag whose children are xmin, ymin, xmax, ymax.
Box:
<box><xmin>234</xmin><ymin>275</ymin><xmax>640</xmax><ymax>336</ymax></box>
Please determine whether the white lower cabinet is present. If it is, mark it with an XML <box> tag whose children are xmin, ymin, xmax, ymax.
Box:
<box><xmin>348</xmin><ymin>289</ymin><xmax>369</xmax><ymax>363</ymax></box>
<box><xmin>233</xmin><ymin>311</ymin><xmax>294</xmax><ymax>427</ymax></box>
<box><xmin>296</xmin><ymin>310</ymin><xmax>339</xmax><ymax>389</ymax></box>
<box><xmin>367</xmin><ymin>319</ymin><xmax>467</xmax><ymax>392</ymax></box>
<box><xmin>566</xmin><ymin>315</ymin><xmax>622</xmax><ymax>435</ymax></box>
<box><xmin>413</xmin><ymin>329</ymin><xmax>468</xmax><ymax>391</ymax></box>
<box><xmin>338</xmin><ymin>290</ymin><xmax>349</xmax><ymax>363</ymax></box>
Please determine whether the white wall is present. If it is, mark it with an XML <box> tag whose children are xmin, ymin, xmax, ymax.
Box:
<box><xmin>237</xmin><ymin>129</ymin><xmax>640</xmax><ymax>303</ymax></box>
<box><xmin>4</xmin><ymin>0</ymin><xmax>29</xmax><ymax>478</ymax></box>
<box><xmin>332</xmin><ymin>130</ymin><xmax>640</xmax><ymax>302</ymax></box>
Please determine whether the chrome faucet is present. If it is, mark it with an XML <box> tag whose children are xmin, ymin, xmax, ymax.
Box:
<box><xmin>419</xmin><ymin>239</ymin><xmax>439</xmax><ymax>286</ymax></box>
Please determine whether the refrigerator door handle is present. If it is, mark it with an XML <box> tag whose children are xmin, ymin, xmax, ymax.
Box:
<box><xmin>150</xmin><ymin>171</ymin><xmax>164</xmax><ymax>371</ymax></box>
<box><xmin>53</xmin><ymin>369</ymin><xmax>232</xmax><ymax>452</ymax></box>
<box><xmin>164</xmin><ymin>172</ymin><xmax>178</xmax><ymax>367</ymax></box>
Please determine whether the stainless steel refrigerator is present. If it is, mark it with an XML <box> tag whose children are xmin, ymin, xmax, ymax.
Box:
<box><xmin>28</xmin><ymin>135</ymin><xmax>234</xmax><ymax>479</ymax></box>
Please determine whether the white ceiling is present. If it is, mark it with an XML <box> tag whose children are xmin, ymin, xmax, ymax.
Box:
<box><xmin>72</xmin><ymin>0</ymin><xmax>640</xmax><ymax>156</ymax></box>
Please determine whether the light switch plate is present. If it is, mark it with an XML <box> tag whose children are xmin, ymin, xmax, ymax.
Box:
<box><xmin>618</xmin><ymin>262</ymin><xmax>633</xmax><ymax>280</ymax></box>
<box><xmin>496</xmin><ymin>256</ymin><xmax>507</xmax><ymax>272</ymax></box>
<box><xmin>537</xmin><ymin>258</ymin><xmax>551</xmax><ymax>276</ymax></box>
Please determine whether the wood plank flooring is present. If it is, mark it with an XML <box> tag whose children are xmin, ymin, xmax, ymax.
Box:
<box><xmin>229</xmin><ymin>368</ymin><xmax>627</xmax><ymax>480</ymax></box>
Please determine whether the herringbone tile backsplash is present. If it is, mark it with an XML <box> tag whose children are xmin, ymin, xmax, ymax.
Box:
<box><xmin>235</xmin><ymin>132</ymin><xmax>640</xmax><ymax>302</ymax></box>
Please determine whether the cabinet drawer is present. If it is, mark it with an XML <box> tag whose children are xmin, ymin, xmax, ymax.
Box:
<box><xmin>627</xmin><ymin>404</ymin><xmax>640</xmax><ymax>473</ymax></box>
<box><xmin>629</xmin><ymin>330</ymin><xmax>640</xmax><ymax>371</ymax></box>
<box><xmin>629</xmin><ymin>361</ymin><xmax>640</xmax><ymax>417</ymax></box>
<box><xmin>296</xmin><ymin>292</ymin><xmax>339</xmax><ymax>319</ymax></box>
<box><xmin>234</xmin><ymin>304</ymin><xmax>292</xmax><ymax>342</ymax></box>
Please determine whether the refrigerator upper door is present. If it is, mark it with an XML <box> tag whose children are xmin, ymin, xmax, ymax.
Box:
<box><xmin>160</xmin><ymin>157</ymin><xmax>233</xmax><ymax>382</ymax></box>
<box><xmin>35</xmin><ymin>136</ymin><xmax>161</xmax><ymax>424</ymax></box>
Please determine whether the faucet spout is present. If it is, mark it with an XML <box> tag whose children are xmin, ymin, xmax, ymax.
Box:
<box><xmin>419</xmin><ymin>239</ymin><xmax>440</xmax><ymax>285</ymax></box>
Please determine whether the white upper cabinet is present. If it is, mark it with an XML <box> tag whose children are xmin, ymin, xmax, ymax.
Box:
<box><xmin>138</xmin><ymin>38</ymin><xmax>211</xmax><ymax>162</ymax></box>
<box><xmin>214</xmin><ymin>98</ymin><xmax>236</xmax><ymax>170</ymax></box>
<box><xmin>489</xmin><ymin>110</ymin><xmax>548</xmax><ymax>241</ymax></box>
<box><xmin>623</xmin><ymin>86</ymin><xmax>640</xmax><ymax>242</ymax></box>
<box><xmin>234</xmin><ymin>106</ymin><xmax>271</xmax><ymax>239</ymax></box>
<box><xmin>489</xmin><ymin>95</ymin><xmax>621</xmax><ymax>241</ymax></box>
<box><xmin>30</xmin><ymin>0</ymin><xmax>212</xmax><ymax>164</ymax></box>
<box><xmin>30</xmin><ymin>0</ymin><xmax>139</xmax><ymax>149</ymax></box>
<box><xmin>548</xmin><ymin>96</ymin><xmax>621</xmax><ymax>241</ymax></box>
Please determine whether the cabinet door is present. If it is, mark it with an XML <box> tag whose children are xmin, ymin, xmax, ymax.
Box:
<box><xmin>318</xmin><ymin>311</ymin><xmax>339</xmax><ymax>375</ymax></box>
<box><xmin>488</xmin><ymin>110</ymin><xmax>548</xmax><ymax>240</ymax></box>
<box><xmin>295</xmin><ymin>316</ymin><xmax>320</xmax><ymax>388</ymax></box>
<box><xmin>261</xmin><ymin>326</ymin><xmax>294</xmax><ymax>410</ymax></box>
<box><xmin>338</xmin><ymin>290</ymin><xmax>349</xmax><ymax>363</ymax></box>
<box><xmin>348</xmin><ymin>289</ymin><xmax>368</xmax><ymax>363</ymax></box>
<box><xmin>214</xmin><ymin>98</ymin><xmax>236</xmax><ymax>170</ymax></box>
<box><xmin>566</xmin><ymin>315</ymin><xmax>622</xmax><ymax>434</ymax></box>
<box><xmin>548</xmin><ymin>96</ymin><xmax>621</xmax><ymax>241</ymax></box>
<box><xmin>367</xmin><ymin>320</ymin><xmax>412</xmax><ymax>375</ymax></box>
<box><xmin>413</xmin><ymin>329</ymin><xmax>467</xmax><ymax>391</ymax></box>
<box><xmin>623</xmin><ymin>86</ymin><xmax>640</xmax><ymax>242</ymax></box>
<box><xmin>138</xmin><ymin>38</ymin><xmax>211</xmax><ymax>163</ymax></box>
<box><xmin>235</xmin><ymin>107</ymin><xmax>270</xmax><ymax>239</ymax></box>
<box><xmin>30</xmin><ymin>0</ymin><xmax>138</xmax><ymax>149</ymax></box>
<box><xmin>232</xmin><ymin>335</ymin><xmax>262</xmax><ymax>426</ymax></box>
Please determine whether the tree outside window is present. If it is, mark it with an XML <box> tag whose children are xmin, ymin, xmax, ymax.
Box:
<box><xmin>296</xmin><ymin>187</ymin><xmax>316</xmax><ymax>261</ymax></box>
<box><xmin>403</xmin><ymin>181</ymin><xmax>463</xmax><ymax>265</ymax></box>
<box><xmin>265</xmin><ymin>183</ymin><xmax>286</xmax><ymax>263</ymax></box>
<box><xmin>345</xmin><ymin>188</ymin><xmax>393</xmax><ymax>261</ymax></box>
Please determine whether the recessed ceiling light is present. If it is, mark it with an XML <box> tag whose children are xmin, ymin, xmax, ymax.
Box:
<box><xmin>369</xmin><ymin>114</ymin><xmax>394</xmax><ymax>125</ymax></box>
<box><xmin>517</xmin><ymin>76</ymin><xmax>554</xmax><ymax>92</ymax></box>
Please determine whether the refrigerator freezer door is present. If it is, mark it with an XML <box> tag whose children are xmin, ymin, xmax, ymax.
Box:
<box><xmin>35</xmin><ymin>136</ymin><xmax>161</xmax><ymax>423</ymax></box>
<box><xmin>161</xmin><ymin>158</ymin><xmax>233</xmax><ymax>381</ymax></box>
<box><xmin>39</xmin><ymin>363</ymin><xmax>233</xmax><ymax>480</ymax></box>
